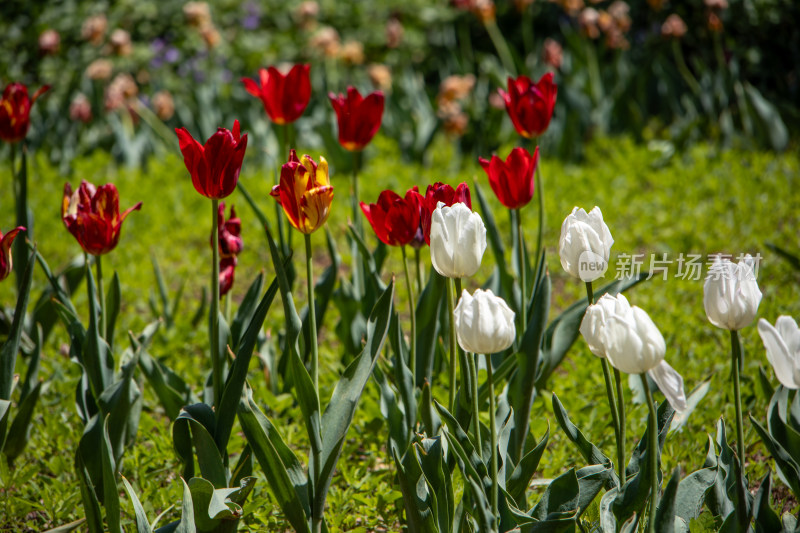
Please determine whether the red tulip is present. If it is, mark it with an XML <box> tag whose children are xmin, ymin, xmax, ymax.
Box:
<box><xmin>219</xmin><ymin>256</ymin><xmax>237</xmax><ymax>298</ymax></box>
<box><xmin>498</xmin><ymin>73</ymin><xmax>557</xmax><ymax>139</ymax></box>
<box><xmin>361</xmin><ymin>188</ymin><xmax>424</xmax><ymax>247</ymax></box>
<box><xmin>0</xmin><ymin>82</ymin><xmax>50</xmax><ymax>143</ymax></box>
<box><xmin>329</xmin><ymin>87</ymin><xmax>385</xmax><ymax>151</ymax></box>
<box><xmin>241</xmin><ymin>64</ymin><xmax>311</xmax><ymax>125</ymax></box>
<box><xmin>421</xmin><ymin>182</ymin><xmax>471</xmax><ymax>245</ymax></box>
<box><xmin>176</xmin><ymin>120</ymin><xmax>248</xmax><ymax>199</ymax></box>
<box><xmin>271</xmin><ymin>149</ymin><xmax>334</xmax><ymax>234</ymax></box>
<box><xmin>212</xmin><ymin>202</ymin><xmax>243</xmax><ymax>258</ymax></box>
<box><xmin>478</xmin><ymin>146</ymin><xmax>539</xmax><ymax>209</ymax></box>
<box><xmin>0</xmin><ymin>227</ymin><xmax>25</xmax><ymax>281</ymax></box>
<box><xmin>62</xmin><ymin>180</ymin><xmax>142</xmax><ymax>255</ymax></box>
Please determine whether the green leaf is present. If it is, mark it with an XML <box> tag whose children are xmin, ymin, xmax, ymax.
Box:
<box><xmin>19</xmin><ymin>323</ymin><xmax>42</xmax><ymax>404</ymax></box>
<box><xmin>301</xmin><ymin>229</ymin><xmax>340</xmax><ymax>359</ymax></box>
<box><xmin>507</xmin><ymin>426</ymin><xmax>549</xmax><ymax>505</ymax></box>
<box><xmin>215</xmin><ymin>274</ymin><xmax>279</xmax><ymax>454</ymax></box>
<box><xmin>751</xmin><ymin>415</ymin><xmax>800</xmax><ymax>498</ymax></box>
<box><xmin>655</xmin><ymin>467</ymin><xmax>681</xmax><ymax>533</ymax></box>
<box><xmin>316</xmin><ymin>281</ymin><xmax>394</xmax><ymax>522</ymax></box>
<box><xmin>2</xmin><ymin>380</ymin><xmax>43</xmax><ymax>463</ymax></box>
<box><xmin>31</xmin><ymin>254</ymin><xmax>84</xmax><ymax>344</ymax></box>
<box><xmin>176</xmin><ymin>478</ymin><xmax>197</xmax><ymax>533</ymax></box>
<box><xmin>105</xmin><ymin>271</ymin><xmax>121</xmax><ymax>350</ymax></box>
<box><xmin>0</xmin><ymin>246</ymin><xmax>35</xmax><ymax>400</ymax></box>
<box><xmin>230</xmin><ymin>272</ymin><xmax>265</xmax><ymax>350</ymax></box>
<box><xmin>138</xmin><ymin>350</ymin><xmax>192</xmax><ymax>421</ymax></box>
<box><xmin>753</xmin><ymin>472</ymin><xmax>782</xmax><ymax>533</ymax></box>
<box><xmin>743</xmin><ymin>82</ymin><xmax>789</xmax><ymax>151</ymax></box>
<box><xmin>417</xmin><ymin>436</ymin><xmax>455</xmax><ymax>531</ymax></box>
<box><xmin>531</xmin><ymin>468</ymin><xmax>580</xmax><ymax>522</ymax></box>
<box><xmin>237</xmin><ymin>389</ymin><xmax>311</xmax><ymax>533</ymax></box>
<box><xmin>434</xmin><ymin>400</ymin><xmax>491</xmax><ymax>498</ymax></box>
<box><xmin>414</xmin><ymin>269</ymin><xmax>446</xmax><ymax>386</ymax></box>
<box><xmin>670</xmin><ymin>380</ymin><xmax>710</xmax><ymax>433</ymax></box>
<box><xmin>473</xmin><ymin>182</ymin><xmax>514</xmax><ymax>301</ymax></box>
<box><xmin>121</xmin><ymin>476</ymin><xmax>153</xmax><ymax>533</ymax></box>
<box><xmin>174</xmin><ymin>404</ymin><xmax>226</xmax><ymax>488</ymax></box>
<box><xmin>674</xmin><ymin>445</ymin><xmax>717</xmax><ymax>525</ymax></box>
<box><xmin>186</xmin><ymin>477</ymin><xmax>249</xmax><ymax>532</ymax></box>
<box><xmin>76</xmin><ymin>447</ymin><xmax>104</xmax><ymax>533</ymax></box>
<box><xmin>84</xmin><ymin>266</ymin><xmax>114</xmax><ymax>400</ymax></box>
<box><xmin>102</xmin><ymin>416</ymin><xmax>122</xmax><ymax>533</ymax></box>
<box><xmin>391</xmin><ymin>444</ymin><xmax>438</xmax><ymax>533</ymax></box>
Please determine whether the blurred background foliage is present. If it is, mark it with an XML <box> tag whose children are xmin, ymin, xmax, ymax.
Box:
<box><xmin>1</xmin><ymin>0</ymin><xmax>797</xmax><ymax>168</ymax></box>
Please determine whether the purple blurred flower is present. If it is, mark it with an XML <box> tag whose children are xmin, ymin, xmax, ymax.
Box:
<box><xmin>242</xmin><ymin>1</ymin><xmax>261</xmax><ymax>29</ymax></box>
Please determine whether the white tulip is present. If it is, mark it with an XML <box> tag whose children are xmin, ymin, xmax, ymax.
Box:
<box><xmin>453</xmin><ymin>289</ymin><xmax>515</xmax><ymax>355</ymax></box>
<box><xmin>758</xmin><ymin>316</ymin><xmax>800</xmax><ymax>390</ymax></box>
<box><xmin>558</xmin><ymin>206</ymin><xmax>614</xmax><ymax>282</ymax></box>
<box><xmin>703</xmin><ymin>255</ymin><xmax>762</xmax><ymax>331</ymax></box>
<box><xmin>430</xmin><ymin>202</ymin><xmax>487</xmax><ymax>279</ymax></box>
<box><xmin>580</xmin><ymin>293</ymin><xmax>687</xmax><ymax>411</ymax></box>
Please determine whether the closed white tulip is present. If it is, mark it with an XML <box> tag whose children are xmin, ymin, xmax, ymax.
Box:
<box><xmin>558</xmin><ymin>206</ymin><xmax>614</xmax><ymax>282</ymax></box>
<box><xmin>758</xmin><ymin>316</ymin><xmax>800</xmax><ymax>390</ymax></box>
<box><xmin>430</xmin><ymin>202</ymin><xmax>487</xmax><ymax>279</ymax></box>
<box><xmin>580</xmin><ymin>293</ymin><xmax>686</xmax><ymax>411</ymax></box>
<box><xmin>703</xmin><ymin>255</ymin><xmax>762</xmax><ymax>331</ymax></box>
<box><xmin>453</xmin><ymin>289</ymin><xmax>515</xmax><ymax>354</ymax></box>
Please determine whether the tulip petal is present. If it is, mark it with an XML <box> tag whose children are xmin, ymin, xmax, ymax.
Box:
<box><xmin>758</xmin><ymin>318</ymin><xmax>800</xmax><ymax>389</ymax></box>
<box><xmin>648</xmin><ymin>361</ymin><xmax>687</xmax><ymax>412</ymax></box>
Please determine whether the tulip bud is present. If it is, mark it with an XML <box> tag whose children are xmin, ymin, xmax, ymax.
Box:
<box><xmin>498</xmin><ymin>73</ymin><xmax>558</xmax><ymax>139</ymax></box>
<box><xmin>454</xmin><ymin>289</ymin><xmax>515</xmax><ymax>354</ymax></box>
<box><xmin>758</xmin><ymin>316</ymin><xmax>800</xmax><ymax>390</ymax></box>
<box><xmin>430</xmin><ymin>202</ymin><xmax>487</xmax><ymax>279</ymax></box>
<box><xmin>703</xmin><ymin>255</ymin><xmax>762</xmax><ymax>331</ymax></box>
<box><xmin>558</xmin><ymin>206</ymin><xmax>613</xmax><ymax>282</ymax></box>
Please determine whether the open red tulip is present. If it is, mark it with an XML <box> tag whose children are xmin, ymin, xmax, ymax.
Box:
<box><xmin>498</xmin><ymin>73</ymin><xmax>557</xmax><ymax>139</ymax></box>
<box><xmin>479</xmin><ymin>146</ymin><xmax>539</xmax><ymax>209</ymax></box>
<box><xmin>329</xmin><ymin>87</ymin><xmax>385</xmax><ymax>151</ymax></box>
<box><xmin>176</xmin><ymin>120</ymin><xmax>248</xmax><ymax>199</ymax></box>
<box><xmin>361</xmin><ymin>188</ymin><xmax>424</xmax><ymax>247</ymax></box>
<box><xmin>0</xmin><ymin>82</ymin><xmax>50</xmax><ymax>143</ymax></box>
<box><xmin>62</xmin><ymin>180</ymin><xmax>142</xmax><ymax>255</ymax></box>
<box><xmin>421</xmin><ymin>182</ymin><xmax>471</xmax><ymax>245</ymax></box>
<box><xmin>241</xmin><ymin>64</ymin><xmax>311</xmax><ymax>125</ymax></box>
<box><xmin>0</xmin><ymin>227</ymin><xmax>25</xmax><ymax>281</ymax></box>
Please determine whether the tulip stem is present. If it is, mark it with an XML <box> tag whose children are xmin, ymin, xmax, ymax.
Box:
<box><xmin>484</xmin><ymin>352</ymin><xmax>499</xmax><ymax>518</ymax></box>
<box><xmin>401</xmin><ymin>246</ymin><xmax>416</xmax><ymax>388</ymax></box>
<box><xmin>485</xmin><ymin>18</ymin><xmax>516</xmax><ymax>76</ymax></box>
<box><xmin>516</xmin><ymin>208</ymin><xmax>527</xmax><ymax>334</ymax></box>
<box><xmin>414</xmin><ymin>247</ymin><xmax>423</xmax><ymax>295</ymax></box>
<box><xmin>12</xmin><ymin>143</ymin><xmax>31</xmax><ymax>293</ymax></box>
<box><xmin>534</xmin><ymin>161</ymin><xmax>544</xmax><ymax>285</ymax></box>
<box><xmin>211</xmin><ymin>198</ymin><xmax>222</xmax><ymax>409</ymax></box>
<box><xmin>641</xmin><ymin>373</ymin><xmax>658</xmax><ymax>533</ymax></box>
<box><xmin>614</xmin><ymin>367</ymin><xmax>626</xmax><ymax>484</ymax></box>
<box><xmin>731</xmin><ymin>329</ymin><xmax>746</xmax><ymax>471</ymax></box>
<box><xmin>351</xmin><ymin>150</ymin><xmax>365</xmax><ymax>297</ymax></box>
<box><xmin>275</xmin><ymin>128</ymin><xmax>288</xmax><ymax>258</ymax></box>
<box><xmin>96</xmin><ymin>255</ymin><xmax>106</xmax><ymax>341</ymax></box>
<box><xmin>448</xmin><ymin>278</ymin><xmax>458</xmax><ymax>412</ymax></box>
<box><xmin>306</xmin><ymin>233</ymin><xmax>319</xmax><ymax>391</ymax></box>
<box><xmin>468</xmin><ymin>353</ymin><xmax>482</xmax><ymax>457</ymax></box>
<box><xmin>282</xmin><ymin>124</ymin><xmax>293</xmax><ymax>253</ymax></box>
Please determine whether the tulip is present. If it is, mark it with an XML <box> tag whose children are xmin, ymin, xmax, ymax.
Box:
<box><xmin>453</xmin><ymin>289</ymin><xmax>515</xmax><ymax>355</ymax></box>
<box><xmin>453</xmin><ymin>287</ymin><xmax>515</xmax><ymax>518</ymax></box>
<box><xmin>498</xmin><ymin>72</ymin><xmax>557</xmax><ymax>139</ymax></box>
<box><xmin>559</xmin><ymin>206</ymin><xmax>614</xmax><ymax>283</ymax></box>
<box><xmin>270</xmin><ymin>149</ymin><xmax>334</xmax><ymax>235</ymax></box>
<box><xmin>241</xmin><ymin>64</ymin><xmax>311</xmax><ymax>125</ymax></box>
<box><xmin>580</xmin><ymin>292</ymin><xmax>684</xmax><ymax>533</ymax></box>
<box><xmin>329</xmin><ymin>87</ymin><xmax>385</xmax><ymax>151</ymax></box>
<box><xmin>0</xmin><ymin>82</ymin><xmax>50</xmax><ymax>144</ymax></box>
<box><xmin>0</xmin><ymin>227</ymin><xmax>25</xmax><ymax>282</ymax></box>
<box><xmin>360</xmin><ymin>188</ymin><xmax>423</xmax><ymax>247</ymax></box>
<box><xmin>478</xmin><ymin>146</ymin><xmax>539</xmax><ymax>210</ymax></box>
<box><xmin>62</xmin><ymin>180</ymin><xmax>142</xmax><ymax>256</ymax></box>
<box><xmin>176</xmin><ymin>120</ymin><xmax>248</xmax><ymax>199</ymax></box>
<box><xmin>214</xmin><ymin>203</ymin><xmax>243</xmax><ymax>258</ymax></box>
<box><xmin>430</xmin><ymin>202</ymin><xmax>487</xmax><ymax>279</ymax></box>
<box><xmin>758</xmin><ymin>317</ymin><xmax>800</xmax><ymax>390</ymax></box>
<box><xmin>703</xmin><ymin>255</ymin><xmax>762</xmax><ymax>331</ymax></box>
<box><xmin>421</xmin><ymin>182</ymin><xmax>471</xmax><ymax>245</ymax></box>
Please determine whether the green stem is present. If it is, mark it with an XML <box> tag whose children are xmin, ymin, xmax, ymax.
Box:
<box><xmin>275</xmin><ymin>125</ymin><xmax>288</xmax><ymax>257</ymax></box>
<box><xmin>283</xmin><ymin>124</ymin><xmax>294</xmax><ymax>253</ymax></box>
<box><xmin>641</xmin><ymin>373</ymin><xmax>658</xmax><ymax>533</ymax></box>
<box><xmin>211</xmin><ymin>198</ymin><xmax>221</xmax><ymax>408</ymax></box>
<box><xmin>306</xmin><ymin>233</ymin><xmax>319</xmax><ymax>391</ymax></box>
<box><xmin>731</xmin><ymin>330</ymin><xmax>745</xmax><ymax>470</ymax></box>
<box><xmin>485</xmin><ymin>19</ymin><xmax>516</xmax><ymax>75</ymax></box>
<box><xmin>96</xmin><ymin>255</ymin><xmax>106</xmax><ymax>341</ymax></box>
<box><xmin>12</xmin><ymin>143</ymin><xmax>31</xmax><ymax>293</ymax></box>
<box><xmin>448</xmin><ymin>278</ymin><xmax>458</xmax><ymax>412</ymax></box>
<box><xmin>468</xmin><ymin>354</ymin><xmax>481</xmax><ymax>456</ymax></box>
<box><xmin>485</xmin><ymin>352</ymin><xmax>498</xmax><ymax>518</ymax></box>
<box><xmin>225</xmin><ymin>293</ymin><xmax>232</xmax><ymax>325</ymax></box>
<box><xmin>516</xmin><ymin>208</ymin><xmax>527</xmax><ymax>333</ymax></box>
<box><xmin>414</xmin><ymin>247</ymin><xmax>423</xmax><ymax>295</ymax></box>
<box><xmin>351</xmin><ymin>150</ymin><xmax>365</xmax><ymax>297</ymax></box>
<box><xmin>458</xmin><ymin>17</ymin><xmax>474</xmax><ymax>73</ymax></box>
<box><xmin>401</xmin><ymin>246</ymin><xmax>416</xmax><ymax>388</ymax></box>
<box><xmin>534</xmin><ymin>161</ymin><xmax>544</xmax><ymax>279</ymax></box>
<box><xmin>614</xmin><ymin>367</ymin><xmax>626</xmax><ymax>484</ymax></box>
<box><xmin>672</xmin><ymin>39</ymin><xmax>701</xmax><ymax>96</ymax></box>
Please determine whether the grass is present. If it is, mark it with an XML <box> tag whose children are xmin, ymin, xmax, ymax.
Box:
<box><xmin>1</xmin><ymin>133</ymin><xmax>799</xmax><ymax>531</ymax></box>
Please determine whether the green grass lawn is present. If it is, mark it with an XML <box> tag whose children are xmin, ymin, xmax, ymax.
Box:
<box><xmin>1</xmin><ymin>134</ymin><xmax>799</xmax><ymax>531</ymax></box>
